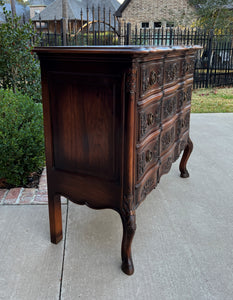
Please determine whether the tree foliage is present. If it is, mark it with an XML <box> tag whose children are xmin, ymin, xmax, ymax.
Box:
<box><xmin>0</xmin><ymin>7</ymin><xmax>41</xmax><ymax>101</ymax></box>
<box><xmin>0</xmin><ymin>0</ymin><xmax>28</xmax><ymax>6</ymax></box>
<box><xmin>188</xmin><ymin>0</ymin><xmax>233</xmax><ymax>31</ymax></box>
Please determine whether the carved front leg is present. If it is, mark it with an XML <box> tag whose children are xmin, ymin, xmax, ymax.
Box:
<box><xmin>179</xmin><ymin>136</ymin><xmax>193</xmax><ymax>178</ymax></box>
<box><xmin>120</xmin><ymin>210</ymin><xmax>136</xmax><ymax>275</ymax></box>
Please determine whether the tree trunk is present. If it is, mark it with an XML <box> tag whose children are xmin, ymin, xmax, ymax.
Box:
<box><xmin>62</xmin><ymin>0</ymin><xmax>68</xmax><ymax>45</ymax></box>
<box><xmin>10</xmin><ymin>0</ymin><xmax>16</xmax><ymax>18</ymax></box>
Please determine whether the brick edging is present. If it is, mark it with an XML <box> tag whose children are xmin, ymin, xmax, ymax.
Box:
<box><xmin>0</xmin><ymin>169</ymin><xmax>67</xmax><ymax>205</ymax></box>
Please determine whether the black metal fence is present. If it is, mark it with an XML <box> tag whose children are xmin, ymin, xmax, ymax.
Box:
<box><xmin>33</xmin><ymin>6</ymin><xmax>233</xmax><ymax>89</ymax></box>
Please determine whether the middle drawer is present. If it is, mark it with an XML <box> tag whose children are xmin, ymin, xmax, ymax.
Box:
<box><xmin>136</xmin><ymin>130</ymin><xmax>160</xmax><ymax>183</ymax></box>
<box><xmin>137</xmin><ymin>99</ymin><xmax>161</xmax><ymax>143</ymax></box>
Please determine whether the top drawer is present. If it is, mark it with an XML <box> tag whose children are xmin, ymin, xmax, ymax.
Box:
<box><xmin>163</xmin><ymin>58</ymin><xmax>181</xmax><ymax>88</ymax></box>
<box><xmin>181</xmin><ymin>55</ymin><xmax>195</xmax><ymax>77</ymax></box>
<box><xmin>140</xmin><ymin>60</ymin><xmax>164</xmax><ymax>98</ymax></box>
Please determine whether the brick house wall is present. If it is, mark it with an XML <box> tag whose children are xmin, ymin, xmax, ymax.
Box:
<box><xmin>116</xmin><ymin>0</ymin><xmax>195</xmax><ymax>28</ymax></box>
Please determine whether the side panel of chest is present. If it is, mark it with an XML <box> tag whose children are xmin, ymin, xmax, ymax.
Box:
<box><xmin>41</xmin><ymin>58</ymin><xmax>127</xmax><ymax>209</ymax></box>
<box><xmin>49</xmin><ymin>73</ymin><xmax>121</xmax><ymax>182</ymax></box>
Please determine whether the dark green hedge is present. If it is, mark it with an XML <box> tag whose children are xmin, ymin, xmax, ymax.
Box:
<box><xmin>0</xmin><ymin>89</ymin><xmax>45</xmax><ymax>186</ymax></box>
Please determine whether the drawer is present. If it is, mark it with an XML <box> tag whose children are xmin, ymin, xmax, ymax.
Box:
<box><xmin>174</xmin><ymin>131</ymin><xmax>189</xmax><ymax>161</ymax></box>
<box><xmin>140</xmin><ymin>61</ymin><xmax>164</xmax><ymax>98</ymax></box>
<box><xmin>164</xmin><ymin>59</ymin><xmax>180</xmax><ymax>87</ymax></box>
<box><xmin>160</xmin><ymin>118</ymin><xmax>177</xmax><ymax>155</ymax></box>
<box><xmin>137</xmin><ymin>100</ymin><xmax>161</xmax><ymax>143</ymax></box>
<box><xmin>159</xmin><ymin>146</ymin><xmax>175</xmax><ymax>178</ymax></box>
<box><xmin>135</xmin><ymin>164</ymin><xmax>159</xmax><ymax>206</ymax></box>
<box><xmin>177</xmin><ymin>85</ymin><xmax>192</xmax><ymax>111</ymax></box>
<box><xmin>161</xmin><ymin>92</ymin><xmax>177</xmax><ymax>122</ymax></box>
<box><xmin>181</xmin><ymin>56</ymin><xmax>195</xmax><ymax>77</ymax></box>
<box><xmin>176</xmin><ymin>109</ymin><xmax>190</xmax><ymax>139</ymax></box>
<box><xmin>136</xmin><ymin>132</ymin><xmax>160</xmax><ymax>182</ymax></box>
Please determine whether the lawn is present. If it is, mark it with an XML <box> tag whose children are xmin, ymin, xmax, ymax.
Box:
<box><xmin>191</xmin><ymin>87</ymin><xmax>233</xmax><ymax>113</ymax></box>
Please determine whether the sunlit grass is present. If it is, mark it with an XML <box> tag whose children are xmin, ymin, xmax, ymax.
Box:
<box><xmin>191</xmin><ymin>87</ymin><xmax>233</xmax><ymax>113</ymax></box>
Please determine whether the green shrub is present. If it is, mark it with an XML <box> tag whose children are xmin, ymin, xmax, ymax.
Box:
<box><xmin>0</xmin><ymin>7</ymin><xmax>41</xmax><ymax>102</ymax></box>
<box><xmin>0</xmin><ymin>89</ymin><xmax>45</xmax><ymax>186</ymax></box>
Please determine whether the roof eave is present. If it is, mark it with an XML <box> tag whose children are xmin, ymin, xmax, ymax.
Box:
<box><xmin>115</xmin><ymin>0</ymin><xmax>131</xmax><ymax>17</ymax></box>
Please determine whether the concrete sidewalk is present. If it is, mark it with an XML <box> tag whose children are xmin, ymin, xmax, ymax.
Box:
<box><xmin>0</xmin><ymin>113</ymin><xmax>233</xmax><ymax>300</ymax></box>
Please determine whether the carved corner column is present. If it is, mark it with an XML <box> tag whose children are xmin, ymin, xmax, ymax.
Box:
<box><xmin>120</xmin><ymin>64</ymin><xmax>137</xmax><ymax>275</ymax></box>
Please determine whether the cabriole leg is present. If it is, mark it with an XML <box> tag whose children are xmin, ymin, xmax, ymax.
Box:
<box><xmin>179</xmin><ymin>136</ymin><xmax>193</xmax><ymax>178</ymax></box>
<box><xmin>48</xmin><ymin>191</ymin><xmax>63</xmax><ymax>244</ymax></box>
<box><xmin>120</xmin><ymin>211</ymin><xmax>136</xmax><ymax>275</ymax></box>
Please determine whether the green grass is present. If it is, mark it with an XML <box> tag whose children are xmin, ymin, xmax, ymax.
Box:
<box><xmin>191</xmin><ymin>87</ymin><xmax>233</xmax><ymax>113</ymax></box>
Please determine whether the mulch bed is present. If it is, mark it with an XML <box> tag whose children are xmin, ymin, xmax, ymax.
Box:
<box><xmin>0</xmin><ymin>168</ymin><xmax>44</xmax><ymax>189</ymax></box>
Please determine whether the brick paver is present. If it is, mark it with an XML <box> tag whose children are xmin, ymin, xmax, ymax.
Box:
<box><xmin>34</xmin><ymin>190</ymin><xmax>48</xmax><ymax>204</ymax></box>
<box><xmin>20</xmin><ymin>188</ymin><xmax>38</xmax><ymax>204</ymax></box>
<box><xmin>0</xmin><ymin>169</ymin><xmax>68</xmax><ymax>205</ymax></box>
<box><xmin>0</xmin><ymin>169</ymin><xmax>46</xmax><ymax>205</ymax></box>
<box><xmin>0</xmin><ymin>189</ymin><xmax>8</xmax><ymax>204</ymax></box>
<box><xmin>4</xmin><ymin>188</ymin><xmax>23</xmax><ymax>205</ymax></box>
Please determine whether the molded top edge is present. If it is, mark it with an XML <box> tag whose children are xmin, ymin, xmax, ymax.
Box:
<box><xmin>33</xmin><ymin>45</ymin><xmax>202</xmax><ymax>55</ymax></box>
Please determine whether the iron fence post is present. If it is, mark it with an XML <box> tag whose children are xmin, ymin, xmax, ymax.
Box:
<box><xmin>169</xmin><ymin>26</ymin><xmax>173</xmax><ymax>46</ymax></box>
<box><xmin>126</xmin><ymin>23</ymin><xmax>131</xmax><ymax>45</ymax></box>
<box><xmin>206</xmin><ymin>29</ymin><xmax>213</xmax><ymax>88</ymax></box>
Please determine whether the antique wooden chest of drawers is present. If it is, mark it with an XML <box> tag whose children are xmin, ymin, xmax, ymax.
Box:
<box><xmin>35</xmin><ymin>46</ymin><xmax>200</xmax><ymax>275</ymax></box>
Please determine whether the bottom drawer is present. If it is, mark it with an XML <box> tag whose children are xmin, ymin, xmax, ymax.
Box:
<box><xmin>135</xmin><ymin>164</ymin><xmax>159</xmax><ymax>206</ymax></box>
<box><xmin>159</xmin><ymin>146</ymin><xmax>175</xmax><ymax>178</ymax></box>
<box><xmin>159</xmin><ymin>130</ymin><xmax>189</xmax><ymax>180</ymax></box>
<box><xmin>174</xmin><ymin>130</ymin><xmax>189</xmax><ymax>161</ymax></box>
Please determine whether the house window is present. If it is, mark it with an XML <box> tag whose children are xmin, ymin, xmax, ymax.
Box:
<box><xmin>154</xmin><ymin>22</ymin><xmax>161</xmax><ymax>28</ymax></box>
<box><xmin>166</xmin><ymin>22</ymin><xmax>174</xmax><ymax>28</ymax></box>
<box><xmin>34</xmin><ymin>10</ymin><xmax>40</xmax><ymax>17</ymax></box>
<box><xmin>141</xmin><ymin>22</ymin><xmax>149</xmax><ymax>28</ymax></box>
<box><xmin>35</xmin><ymin>21</ymin><xmax>48</xmax><ymax>29</ymax></box>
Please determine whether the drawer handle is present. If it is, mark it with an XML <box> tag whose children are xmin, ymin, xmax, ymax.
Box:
<box><xmin>147</xmin><ymin>113</ymin><xmax>154</xmax><ymax>126</ymax></box>
<box><xmin>146</xmin><ymin>150</ymin><xmax>153</xmax><ymax>162</ymax></box>
<box><xmin>149</xmin><ymin>71</ymin><xmax>157</xmax><ymax>85</ymax></box>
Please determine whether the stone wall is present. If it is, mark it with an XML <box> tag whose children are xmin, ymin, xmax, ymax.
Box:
<box><xmin>118</xmin><ymin>0</ymin><xmax>195</xmax><ymax>28</ymax></box>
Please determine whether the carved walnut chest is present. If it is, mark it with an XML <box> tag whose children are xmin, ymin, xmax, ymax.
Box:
<box><xmin>34</xmin><ymin>46</ymin><xmax>200</xmax><ymax>275</ymax></box>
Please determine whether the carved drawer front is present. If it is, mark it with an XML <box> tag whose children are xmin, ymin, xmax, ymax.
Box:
<box><xmin>137</xmin><ymin>100</ymin><xmax>161</xmax><ymax>143</ymax></box>
<box><xmin>135</xmin><ymin>164</ymin><xmax>159</xmax><ymax>206</ymax></box>
<box><xmin>174</xmin><ymin>131</ymin><xmax>189</xmax><ymax>161</ymax></box>
<box><xmin>159</xmin><ymin>146</ymin><xmax>175</xmax><ymax>179</ymax></box>
<box><xmin>164</xmin><ymin>59</ymin><xmax>180</xmax><ymax>88</ymax></box>
<box><xmin>136</xmin><ymin>132</ymin><xmax>160</xmax><ymax>182</ymax></box>
<box><xmin>181</xmin><ymin>56</ymin><xmax>195</xmax><ymax>77</ymax></box>
<box><xmin>160</xmin><ymin>118</ymin><xmax>177</xmax><ymax>156</ymax></box>
<box><xmin>140</xmin><ymin>61</ymin><xmax>163</xmax><ymax>98</ymax></box>
<box><xmin>161</xmin><ymin>92</ymin><xmax>177</xmax><ymax>122</ymax></box>
<box><xmin>176</xmin><ymin>85</ymin><xmax>192</xmax><ymax>111</ymax></box>
<box><xmin>176</xmin><ymin>109</ymin><xmax>190</xmax><ymax>140</ymax></box>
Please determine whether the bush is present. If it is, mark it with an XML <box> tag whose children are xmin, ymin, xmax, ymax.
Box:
<box><xmin>0</xmin><ymin>89</ymin><xmax>45</xmax><ymax>186</ymax></box>
<box><xmin>0</xmin><ymin>7</ymin><xmax>41</xmax><ymax>102</ymax></box>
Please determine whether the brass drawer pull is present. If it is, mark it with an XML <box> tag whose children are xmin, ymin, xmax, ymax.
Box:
<box><xmin>146</xmin><ymin>150</ymin><xmax>153</xmax><ymax>162</ymax></box>
<box><xmin>147</xmin><ymin>113</ymin><xmax>154</xmax><ymax>126</ymax></box>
